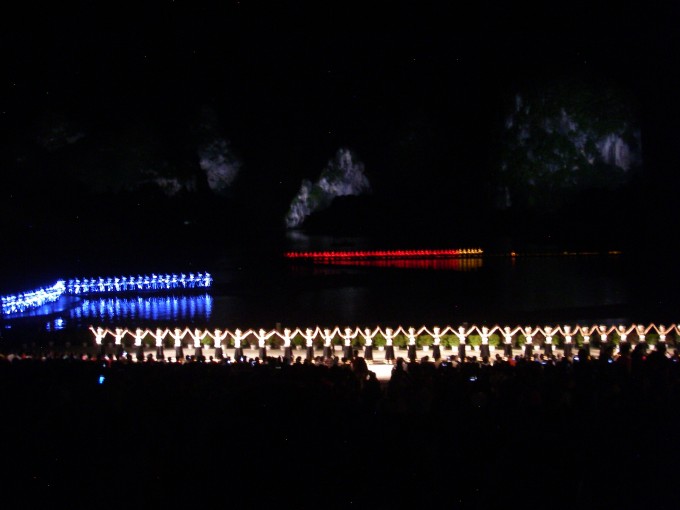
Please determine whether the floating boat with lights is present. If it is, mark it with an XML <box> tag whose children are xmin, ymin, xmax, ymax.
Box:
<box><xmin>284</xmin><ymin>248</ymin><xmax>483</xmax><ymax>260</ymax></box>
<box><xmin>283</xmin><ymin>248</ymin><xmax>484</xmax><ymax>271</ymax></box>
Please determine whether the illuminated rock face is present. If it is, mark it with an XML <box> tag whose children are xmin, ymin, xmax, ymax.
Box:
<box><xmin>198</xmin><ymin>138</ymin><xmax>241</xmax><ymax>194</ymax></box>
<box><xmin>149</xmin><ymin>138</ymin><xmax>241</xmax><ymax>196</ymax></box>
<box><xmin>285</xmin><ymin>148</ymin><xmax>370</xmax><ymax>228</ymax></box>
<box><xmin>500</xmin><ymin>86</ymin><xmax>642</xmax><ymax>210</ymax></box>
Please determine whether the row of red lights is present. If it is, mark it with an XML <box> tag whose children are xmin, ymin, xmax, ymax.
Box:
<box><xmin>284</xmin><ymin>248</ymin><xmax>483</xmax><ymax>259</ymax></box>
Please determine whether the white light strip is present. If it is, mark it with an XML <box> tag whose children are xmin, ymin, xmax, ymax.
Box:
<box><xmin>2</xmin><ymin>281</ymin><xmax>66</xmax><ymax>315</ymax></box>
<box><xmin>89</xmin><ymin>323</ymin><xmax>677</xmax><ymax>347</ymax></box>
<box><xmin>66</xmin><ymin>272</ymin><xmax>212</xmax><ymax>295</ymax></box>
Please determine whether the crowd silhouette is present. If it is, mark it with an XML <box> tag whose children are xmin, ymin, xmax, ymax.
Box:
<box><xmin>1</xmin><ymin>342</ymin><xmax>679</xmax><ymax>509</ymax></box>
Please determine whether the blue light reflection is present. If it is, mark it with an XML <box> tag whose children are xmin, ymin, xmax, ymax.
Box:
<box><xmin>69</xmin><ymin>295</ymin><xmax>213</xmax><ymax>323</ymax></box>
<box><xmin>45</xmin><ymin>317</ymin><xmax>66</xmax><ymax>331</ymax></box>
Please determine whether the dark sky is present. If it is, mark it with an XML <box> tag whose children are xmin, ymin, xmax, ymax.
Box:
<box><xmin>1</xmin><ymin>1</ymin><xmax>679</xmax><ymax>261</ymax></box>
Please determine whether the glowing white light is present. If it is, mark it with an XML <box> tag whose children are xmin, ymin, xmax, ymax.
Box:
<box><xmin>599</xmin><ymin>325</ymin><xmax>607</xmax><ymax>343</ymax></box>
<box><xmin>2</xmin><ymin>280</ymin><xmax>66</xmax><ymax>315</ymax></box>
<box><xmin>385</xmin><ymin>328</ymin><xmax>394</xmax><ymax>346</ymax></box>
<box><xmin>481</xmin><ymin>326</ymin><xmax>489</xmax><ymax>344</ymax></box>
<box><xmin>134</xmin><ymin>328</ymin><xmax>144</xmax><ymax>346</ymax></box>
<box><xmin>171</xmin><ymin>328</ymin><xmax>183</xmax><ymax>347</ymax></box>
<box><xmin>342</xmin><ymin>328</ymin><xmax>355</xmax><ymax>346</ymax></box>
<box><xmin>233</xmin><ymin>329</ymin><xmax>243</xmax><ymax>348</ymax></box>
<box><xmin>153</xmin><ymin>328</ymin><xmax>165</xmax><ymax>347</ymax></box>
<box><xmin>456</xmin><ymin>327</ymin><xmax>466</xmax><ymax>345</ymax></box>
<box><xmin>213</xmin><ymin>329</ymin><xmax>228</xmax><ymax>348</ymax></box>
<box><xmin>258</xmin><ymin>329</ymin><xmax>268</xmax><ymax>348</ymax></box>
<box><xmin>433</xmin><ymin>327</ymin><xmax>441</xmax><ymax>345</ymax></box>
<box><xmin>90</xmin><ymin>326</ymin><xmax>105</xmax><ymax>345</ymax></box>
<box><xmin>66</xmin><ymin>272</ymin><xmax>212</xmax><ymax>295</ymax></box>
<box><xmin>192</xmin><ymin>329</ymin><xmax>203</xmax><ymax>348</ymax></box>
<box><xmin>87</xmin><ymin>323</ymin><xmax>671</xmax><ymax>363</ymax></box>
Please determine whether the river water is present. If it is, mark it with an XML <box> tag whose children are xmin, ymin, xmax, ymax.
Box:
<box><xmin>2</xmin><ymin>238</ymin><xmax>678</xmax><ymax>348</ymax></box>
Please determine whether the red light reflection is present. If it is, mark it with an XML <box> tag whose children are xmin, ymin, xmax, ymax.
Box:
<box><xmin>317</xmin><ymin>257</ymin><xmax>483</xmax><ymax>271</ymax></box>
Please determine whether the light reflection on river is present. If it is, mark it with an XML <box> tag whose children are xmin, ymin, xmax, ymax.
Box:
<box><xmin>3</xmin><ymin>251</ymin><xmax>678</xmax><ymax>343</ymax></box>
<box><xmin>69</xmin><ymin>295</ymin><xmax>213</xmax><ymax>324</ymax></box>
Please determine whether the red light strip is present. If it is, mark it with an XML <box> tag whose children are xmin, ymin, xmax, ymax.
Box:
<box><xmin>284</xmin><ymin>248</ymin><xmax>483</xmax><ymax>259</ymax></box>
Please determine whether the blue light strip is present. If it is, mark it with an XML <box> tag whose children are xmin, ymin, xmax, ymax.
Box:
<box><xmin>1</xmin><ymin>280</ymin><xmax>66</xmax><ymax>315</ymax></box>
<box><xmin>66</xmin><ymin>272</ymin><xmax>212</xmax><ymax>295</ymax></box>
<box><xmin>1</xmin><ymin>271</ymin><xmax>213</xmax><ymax>316</ymax></box>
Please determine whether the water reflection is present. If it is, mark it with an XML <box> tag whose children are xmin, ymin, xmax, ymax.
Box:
<box><xmin>1</xmin><ymin>251</ymin><xmax>661</xmax><ymax>337</ymax></box>
<box><xmin>306</xmin><ymin>257</ymin><xmax>483</xmax><ymax>271</ymax></box>
<box><xmin>1</xmin><ymin>294</ymin><xmax>214</xmax><ymax>332</ymax></box>
<box><xmin>70</xmin><ymin>295</ymin><xmax>213</xmax><ymax>323</ymax></box>
<box><xmin>45</xmin><ymin>318</ymin><xmax>66</xmax><ymax>331</ymax></box>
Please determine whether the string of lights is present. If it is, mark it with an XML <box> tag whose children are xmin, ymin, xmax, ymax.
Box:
<box><xmin>1</xmin><ymin>271</ymin><xmax>212</xmax><ymax>316</ymax></box>
<box><xmin>1</xmin><ymin>281</ymin><xmax>66</xmax><ymax>315</ymax></box>
<box><xmin>89</xmin><ymin>323</ymin><xmax>678</xmax><ymax>347</ymax></box>
<box><xmin>66</xmin><ymin>272</ymin><xmax>212</xmax><ymax>295</ymax></box>
<box><xmin>284</xmin><ymin>248</ymin><xmax>483</xmax><ymax>260</ymax></box>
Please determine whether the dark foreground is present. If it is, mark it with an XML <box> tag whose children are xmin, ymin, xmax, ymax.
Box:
<box><xmin>1</xmin><ymin>350</ymin><xmax>679</xmax><ymax>509</ymax></box>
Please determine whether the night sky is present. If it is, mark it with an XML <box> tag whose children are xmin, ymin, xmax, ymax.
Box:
<box><xmin>2</xmin><ymin>1</ymin><xmax>679</xmax><ymax>273</ymax></box>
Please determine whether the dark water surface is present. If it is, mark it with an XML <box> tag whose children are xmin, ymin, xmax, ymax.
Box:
<box><xmin>3</xmin><ymin>239</ymin><xmax>679</xmax><ymax>346</ymax></box>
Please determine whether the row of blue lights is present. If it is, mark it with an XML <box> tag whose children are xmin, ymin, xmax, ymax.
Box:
<box><xmin>66</xmin><ymin>273</ymin><xmax>212</xmax><ymax>295</ymax></box>
<box><xmin>2</xmin><ymin>281</ymin><xmax>66</xmax><ymax>315</ymax></box>
<box><xmin>1</xmin><ymin>272</ymin><xmax>212</xmax><ymax>316</ymax></box>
